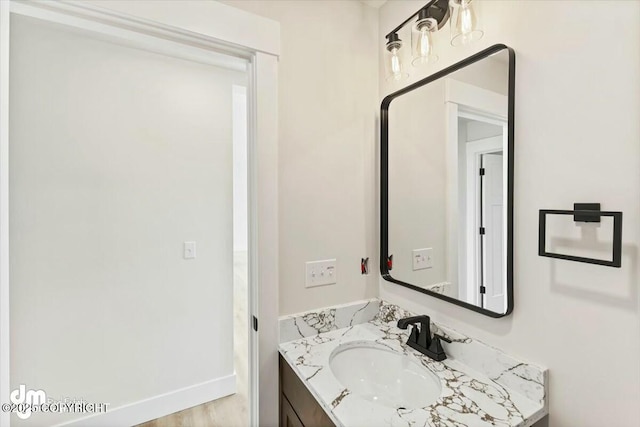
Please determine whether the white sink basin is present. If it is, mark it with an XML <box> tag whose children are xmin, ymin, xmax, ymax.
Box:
<box><xmin>329</xmin><ymin>341</ymin><xmax>441</xmax><ymax>410</ymax></box>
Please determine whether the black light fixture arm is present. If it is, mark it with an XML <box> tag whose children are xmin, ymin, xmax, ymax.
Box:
<box><xmin>384</xmin><ymin>0</ymin><xmax>450</xmax><ymax>41</ymax></box>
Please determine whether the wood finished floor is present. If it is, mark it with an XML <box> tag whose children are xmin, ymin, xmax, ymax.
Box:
<box><xmin>137</xmin><ymin>253</ymin><xmax>249</xmax><ymax>427</ymax></box>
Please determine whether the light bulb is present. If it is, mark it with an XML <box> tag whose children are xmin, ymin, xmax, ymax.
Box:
<box><xmin>412</xmin><ymin>16</ymin><xmax>438</xmax><ymax>66</ymax></box>
<box><xmin>460</xmin><ymin>2</ymin><xmax>475</xmax><ymax>37</ymax></box>
<box><xmin>418</xmin><ymin>28</ymin><xmax>431</xmax><ymax>58</ymax></box>
<box><xmin>385</xmin><ymin>33</ymin><xmax>408</xmax><ymax>81</ymax></box>
<box><xmin>450</xmin><ymin>0</ymin><xmax>483</xmax><ymax>47</ymax></box>
<box><xmin>390</xmin><ymin>47</ymin><xmax>401</xmax><ymax>78</ymax></box>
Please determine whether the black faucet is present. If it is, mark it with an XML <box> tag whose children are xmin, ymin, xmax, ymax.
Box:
<box><xmin>397</xmin><ymin>315</ymin><xmax>451</xmax><ymax>361</ymax></box>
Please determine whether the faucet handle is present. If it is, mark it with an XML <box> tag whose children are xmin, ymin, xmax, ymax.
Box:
<box><xmin>433</xmin><ymin>334</ymin><xmax>452</xmax><ymax>343</ymax></box>
<box><xmin>397</xmin><ymin>315</ymin><xmax>431</xmax><ymax>330</ymax></box>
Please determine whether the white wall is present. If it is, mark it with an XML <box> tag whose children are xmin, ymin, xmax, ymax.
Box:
<box><xmin>464</xmin><ymin>119</ymin><xmax>502</xmax><ymax>141</ymax></box>
<box><xmin>220</xmin><ymin>0</ymin><xmax>380</xmax><ymax>315</ymax></box>
<box><xmin>9</xmin><ymin>15</ymin><xmax>244</xmax><ymax>425</ymax></box>
<box><xmin>387</xmin><ymin>81</ymin><xmax>448</xmax><ymax>289</ymax></box>
<box><xmin>379</xmin><ymin>2</ymin><xmax>640</xmax><ymax>426</ymax></box>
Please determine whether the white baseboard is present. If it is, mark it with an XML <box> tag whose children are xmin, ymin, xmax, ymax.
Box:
<box><xmin>55</xmin><ymin>374</ymin><xmax>236</xmax><ymax>427</ymax></box>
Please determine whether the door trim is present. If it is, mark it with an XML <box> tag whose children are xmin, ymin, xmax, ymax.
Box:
<box><xmin>465</xmin><ymin>137</ymin><xmax>504</xmax><ymax>307</ymax></box>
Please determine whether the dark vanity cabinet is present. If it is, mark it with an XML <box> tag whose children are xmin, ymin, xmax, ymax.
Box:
<box><xmin>279</xmin><ymin>355</ymin><xmax>335</xmax><ymax>427</ymax></box>
<box><xmin>281</xmin><ymin>397</ymin><xmax>304</xmax><ymax>427</ymax></box>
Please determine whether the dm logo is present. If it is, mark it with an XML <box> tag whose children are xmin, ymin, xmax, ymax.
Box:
<box><xmin>10</xmin><ymin>384</ymin><xmax>47</xmax><ymax>419</ymax></box>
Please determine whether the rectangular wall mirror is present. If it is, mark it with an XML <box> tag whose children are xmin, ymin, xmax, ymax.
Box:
<box><xmin>380</xmin><ymin>44</ymin><xmax>515</xmax><ymax>317</ymax></box>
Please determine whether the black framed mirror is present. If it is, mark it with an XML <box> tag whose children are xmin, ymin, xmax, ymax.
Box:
<box><xmin>380</xmin><ymin>44</ymin><xmax>515</xmax><ymax>317</ymax></box>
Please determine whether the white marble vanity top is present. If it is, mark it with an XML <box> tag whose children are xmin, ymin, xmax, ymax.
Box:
<box><xmin>279</xmin><ymin>299</ymin><xmax>548</xmax><ymax>427</ymax></box>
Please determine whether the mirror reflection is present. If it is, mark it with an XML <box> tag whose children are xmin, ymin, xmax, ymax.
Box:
<box><xmin>386</xmin><ymin>48</ymin><xmax>511</xmax><ymax>315</ymax></box>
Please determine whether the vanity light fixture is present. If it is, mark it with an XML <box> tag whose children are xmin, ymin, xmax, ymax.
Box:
<box><xmin>412</xmin><ymin>11</ymin><xmax>439</xmax><ymax>66</ymax></box>
<box><xmin>450</xmin><ymin>0</ymin><xmax>483</xmax><ymax>46</ymax></box>
<box><xmin>385</xmin><ymin>33</ymin><xmax>408</xmax><ymax>81</ymax></box>
<box><xmin>384</xmin><ymin>0</ymin><xmax>484</xmax><ymax>81</ymax></box>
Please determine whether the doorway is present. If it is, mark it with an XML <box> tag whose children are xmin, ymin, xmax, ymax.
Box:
<box><xmin>458</xmin><ymin>113</ymin><xmax>507</xmax><ymax>312</ymax></box>
<box><xmin>0</xmin><ymin>2</ymin><xmax>279</xmax><ymax>426</ymax></box>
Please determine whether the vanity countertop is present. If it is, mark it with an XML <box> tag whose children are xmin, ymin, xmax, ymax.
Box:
<box><xmin>279</xmin><ymin>300</ymin><xmax>547</xmax><ymax>427</ymax></box>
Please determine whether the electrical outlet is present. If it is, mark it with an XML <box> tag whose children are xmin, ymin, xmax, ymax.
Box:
<box><xmin>412</xmin><ymin>248</ymin><xmax>433</xmax><ymax>270</ymax></box>
<box><xmin>305</xmin><ymin>259</ymin><xmax>337</xmax><ymax>288</ymax></box>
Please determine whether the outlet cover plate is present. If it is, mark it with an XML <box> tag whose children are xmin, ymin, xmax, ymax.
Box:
<box><xmin>305</xmin><ymin>259</ymin><xmax>337</xmax><ymax>288</ymax></box>
<box><xmin>412</xmin><ymin>248</ymin><xmax>433</xmax><ymax>270</ymax></box>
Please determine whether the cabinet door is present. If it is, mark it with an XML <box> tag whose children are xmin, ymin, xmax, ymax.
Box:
<box><xmin>280</xmin><ymin>356</ymin><xmax>335</xmax><ymax>427</ymax></box>
<box><xmin>281</xmin><ymin>396</ymin><xmax>304</xmax><ymax>427</ymax></box>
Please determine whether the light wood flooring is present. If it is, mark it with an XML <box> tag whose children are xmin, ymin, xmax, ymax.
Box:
<box><xmin>137</xmin><ymin>252</ymin><xmax>249</xmax><ymax>427</ymax></box>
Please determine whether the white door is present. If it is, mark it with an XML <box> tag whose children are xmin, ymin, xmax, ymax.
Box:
<box><xmin>481</xmin><ymin>153</ymin><xmax>505</xmax><ymax>312</ymax></box>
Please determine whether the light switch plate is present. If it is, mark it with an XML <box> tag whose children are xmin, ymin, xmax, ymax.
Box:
<box><xmin>305</xmin><ymin>259</ymin><xmax>337</xmax><ymax>288</ymax></box>
<box><xmin>184</xmin><ymin>241</ymin><xmax>196</xmax><ymax>259</ymax></box>
<box><xmin>412</xmin><ymin>248</ymin><xmax>433</xmax><ymax>270</ymax></box>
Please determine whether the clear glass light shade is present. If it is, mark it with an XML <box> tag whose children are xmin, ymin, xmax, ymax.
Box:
<box><xmin>411</xmin><ymin>18</ymin><xmax>438</xmax><ymax>66</ymax></box>
<box><xmin>385</xmin><ymin>42</ymin><xmax>409</xmax><ymax>82</ymax></box>
<box><xmin>449</xmin><ymin>0</ymin><xmax>483</xmax><ymax>47</ymax></box>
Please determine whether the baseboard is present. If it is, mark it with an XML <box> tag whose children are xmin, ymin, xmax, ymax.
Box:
<box><xmin>55</xmin><ymin>374</ymin><xmax>236</xmax><ymax>427</ymax></box>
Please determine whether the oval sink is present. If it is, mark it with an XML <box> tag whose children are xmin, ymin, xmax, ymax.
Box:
<box><xmin>329</xmin><ymin>341</ymin><xmax>441</xmax><ymax>410</ymax></box>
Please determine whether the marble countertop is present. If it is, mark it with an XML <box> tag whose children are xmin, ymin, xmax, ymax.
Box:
<box><xmin>279</xmin><ymin>300</ymin><xmax>547</xmax><ymax>427</ymax></box>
